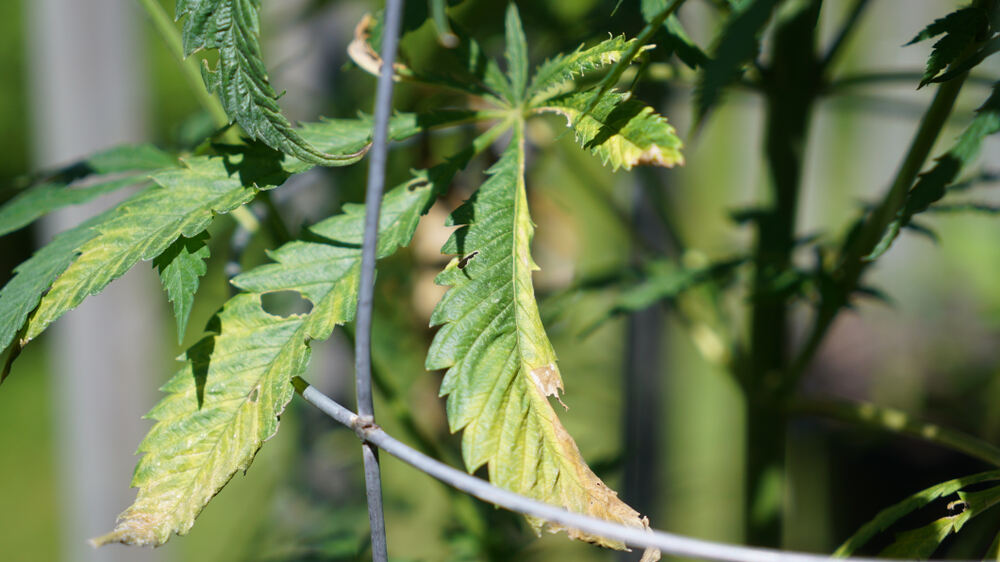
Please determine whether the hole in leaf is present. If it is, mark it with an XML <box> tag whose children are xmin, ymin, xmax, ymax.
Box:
<box><xmin>247</xmin><ymin>386</ymin><xmax>259</xmax><ymax>403</ymax></box>
<box><xmin>261</xmin><ymin>291</ymin><xmax>313</xmax><ymax>318</ymax></box>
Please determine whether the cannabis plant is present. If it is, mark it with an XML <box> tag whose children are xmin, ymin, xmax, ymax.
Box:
<box><xmin>2</xmin><ymin>0</ymin><xmax>1000</xmax><ymax>560</ymax></box>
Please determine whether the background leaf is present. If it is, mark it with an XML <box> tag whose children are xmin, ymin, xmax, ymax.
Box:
<box><xmin>0</xmin><ymin>144</ymin><xmax>177</xmax><ymax>238</ymax></box>
<box><xmin>695</xmin><ymin>0</ymin><xmax>779</xmax><ymax>122</ymax></box>
<box><xmin>867</xmin><ymin>83</ymin><xmax>1000</xmax><ymax>260</ymax></box>
<box><xmin>907</xmin><ymin>6</ymin><xmax>990</xmax><ymax>87</ymax></box>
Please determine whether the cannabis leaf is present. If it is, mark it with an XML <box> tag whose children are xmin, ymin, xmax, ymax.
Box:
<box><xmin>92</xmin><ymin>121</ymin><xmax>510</xmax><ymax>546</ymax></box>
<box><xmin>20</xmin><ymin>155</ymin><xmax>276</xmax><ymax>346</ymax></box>
<box><xmin>537</xmin><ymin>90</ymin><xmax>684</xmax><ymax>171</ymax></box>
<box><xmin>833</xmin><ymin>470</ymin><xmax>1000</xmax><ymax>558</ymax></box>
<box><xmin>640</xmin><ymin>0</ymin><xmax>709</xmax><ymax>70</ymax></box>
<box><xmin>93</xmin><ymin>173</ymin><xmax>440</xmax><ymax>547</ymax></box>
<box><xmin>867</xmin><ymin>82</ymin><xmax>1000</xmax><ymax>260</ymax></box>
<box><xmin>503</xmin><ymin>3</ymin><xmax>529</xmax><ymax>102</ymax></box>
<box><xmin>907</xmin><ymin>6</ymin><xmax>991</xmax><ymax>87</ymax></box>
<box><xmin>426</xmin><ymin>122</ymin><xmax>657</xmax><ymax>559</ymax></box>
<box><xmin>154</xmin><ymin>232</ymin><xmax>211</xmax><ymax>344</ymax></box>
<box><xmin>175</xmin><ymin>0</ymin><xmax>366</xmax><ymax>165</ymax></box>
<box><xmin>527</xmin><ymin>35</ymin><xmax>643</xmax><ymax>106</ymax></box>
<box><xmin>695</xmin><ymin>0</ymin><xmax>779</xmax><ymax>122</ymax></box>
<box><xmin>0</xmin><ymin>111</ymin><xmax>477</xmax><ymax>374</ymax></box>
<box><xmin>0</xmin><ymin>144</ymin><xmax>177</xmax><ymax>238</ymax></box>
<box><xmin>571</xmin><ymin>0</ymin><xmax>681</xmax><ymax>131</ymax></box>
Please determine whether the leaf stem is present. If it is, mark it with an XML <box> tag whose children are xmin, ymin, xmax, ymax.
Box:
<box><xmin>791</xmin><ymin>398</ymin><xmax>1000</xmax><ymax>468</ymax></box>
<box><xmin>819</xmin><ymin>0</ymin><xmax>870</xmax><ymax>71</ymax></box>
<box><xmin>133</xmin><ymin>0</ymin><xmax>230</xmax><ymax>129</ymax></box>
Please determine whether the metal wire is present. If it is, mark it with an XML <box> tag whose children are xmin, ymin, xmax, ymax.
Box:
<box><xmin>294</xmin><ymin>378</ymin><xmax>913</xmax><ymax>562</ymax></box>
<box><xmin>354</xmin><ymin>0</ymin><xmax>405</xmax><ymax>559</ymax></box>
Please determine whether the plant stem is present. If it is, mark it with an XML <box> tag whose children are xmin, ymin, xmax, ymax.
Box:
<box><xmin>820</xmin><ymin>0</ymin><xmax>870</xmax><ymax>70</ymax></box>
<box><xmin>744</xmin><ymin>0</ymin><xmax>822</xmax><ymax>546</ymax></box>
<box><xmin>790</xmin><ymin>398</ymin><xmax>1000</xmax><ymax>468</ymax></box>
<box><xmin>788</xmin><ymin>72</ymin><xmax>969</xmax><ymax>382</ymax></box>
<box><xmin>133</xmin><ymin>0</ymin><xmax>230</xmax><ymax>129</ymax></box>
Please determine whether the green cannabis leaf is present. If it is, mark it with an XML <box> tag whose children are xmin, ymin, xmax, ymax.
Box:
<box><xmin>572</xmin><ymin>0</ymin><xmax>682</xmax><ymax>128</ymax></box>
<box><xmin>537</xmin><ymin>90</ymin><xmax>684</xmax><ymax>171</ymax></box>
<box><xmin>835</xmin><ymin>470</ymin><xmax>1000</xmax><ymax>557</ymax></box>
<box><xmin>695</xmin><ymin>0</ymin><xmax>778</xmax><ymax>122</ymax></box>
<box><xmin>0</xmin><ymin>144</ymin><xmax>177</xmax><ymax>238</ymax></box>
<box><xmin>175</xmin><ymin>0</ymin><xmax>367</xmax><ymax>165</ymax></box>
<box><xmin>867</xmin><ymin>82</ymin><xmax>1000</xmax><ymax>260</ymax></box>
<box><xmin>502</xmin><ymin>3</ymin><xmax>529</xmax><ymax>102</ymax></box>
<box><xmin>154</xmin><ymin>232</ymin><xmax>211</xmax><ymax>344</ymax></box>
<box><xmin>907</xmin><ymin>6</ymin><xmax>991</xmax><ymax>87</ymax></box>
<box><xmin>21</xmin><ymin>156</ymin><xmax>275</xmax><ymax>346</ymax></box>
<box><xmin>0</xmin><ymin>111</ymin><xmax>477</xmax><ymax>374</ymax></box>
<box><xmin>426</xmin><ymin>121</ymin><xmax>658</xmax><ymax>558</ymax></box>
<box><xmin>527</xmin><ymin>35</ymin><xmax>643</xmax><ymax>106</ymax></box>
<box><xmin>879</xmin><ymin>485</ymin><xmax>1000</xmax><ymax>558</ymax></box>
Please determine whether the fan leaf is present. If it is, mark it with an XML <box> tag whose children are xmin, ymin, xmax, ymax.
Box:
<box><xmin>527</xmin><ymin>35</ymin><xmax>643</xmax><ymax>106</ymax></box>
<box><xmin>0</xmin><ymin>111</ymin><xmax>476</xmax><ymax>367</ymax></box>
<box><xmin>695</xmin><ymin>0</ymin><xmax>779</xmax><ymax>122</ymax></box>
<box><xmin>92</xmin><ymin>170</ymin><xmax>442</xmax><ymax>547</ymax></box>
<box><xmin>0</xmin><ymin>144</ymin><xmax>177</xmax><ymax>238</ymax></box>
<box><xmin>426</xmin><ymin>121</ymin><xmax>657</xmax><ymax>558</ymax></box>
<box><xmin>175</xmin><ymin>0</ymin><xmax>367</xmax><ymax>165</ymax></box>
<box><xmin>154</xmin><ymin>232</ymin><xmax>212</xmax><ymax>344</ymax></box>
<box><xmin>867</xmin><ymin>82</ymin><xmax>1000</xmax><ymax>260</ymax></box>
<box><xmin>835</xmin><ymin>470</ymin><xmax>1000</xmax><ymax>557</ymax></box>
<box><xmin>907</xmin><ymin>6</ymin><xmax>990</xmax><ymax>87</ymax></box>
<box><xmin>537</xmin><ymin>90</ymin><xmax>684</xmax><ymax>171</ymax></box>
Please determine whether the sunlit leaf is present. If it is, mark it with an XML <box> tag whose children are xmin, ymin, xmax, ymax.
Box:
<box><xmin>93</xmin><ymin>173</ymin><xmax>441</xmax><ymax>547</ymax></box>
<box><xmin>537</xmin><ymin>90</ymin><xmax>683</xmax><ymax>171</ymax></box>
<box><xmin>835</xmin><ymin>470</ymin><xmax>1000</xmax><ymax>557</ymax></box>
<box><xmin>503</xmin><ymin>3</ymin><xmax>529</xmax><ymax>102</ymax></box>
<box><xmin>175</xmin><ymin>0</ymin><xmax>367</xmax><ymax>165</ymax></box>
<box><xmin>0</xmin><ymin>111</ymin><xmax>477</xmax><ymax>369</ymax></box>
<box><xmin>426</xmin><ymin>121</ymin><xmax>658</xmax><ymax>559</ymax></box>
<box><xmin>527</xmin><ymin>35</ymin><xmax>644</xmax><ymax>106</ymax></box>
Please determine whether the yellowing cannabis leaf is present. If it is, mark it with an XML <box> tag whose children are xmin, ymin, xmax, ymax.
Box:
<box><xmin>426</xmin><ymin>120</ymin><xmax>658</xmax><ymax>559</ymax></box>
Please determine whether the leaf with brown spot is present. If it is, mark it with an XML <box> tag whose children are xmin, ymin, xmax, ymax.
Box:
<box><xmin>426</xmin><ymin>120</ymin><xmax>658</xmax><ymax>559</ymax></box>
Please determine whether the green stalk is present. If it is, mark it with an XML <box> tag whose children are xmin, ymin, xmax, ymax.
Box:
<box><xmin>788</xmin><ymin>72</ymin><xmax>968</xmax><ymax>383</ymax></box>
<box><xmin>743</xmin><ymin>0</ymin><xmax>823</xmax><ymax>547</ymax></box>
<box><xmin>134</xmin><ymin>0</ymin><xmax>230</xmax><ymax>129</ymax></box>
<box><xmin>791</xmin><ymin>399</ymin><xmax>1000</xmax><ymax>468</ymax></box>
